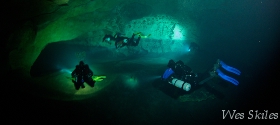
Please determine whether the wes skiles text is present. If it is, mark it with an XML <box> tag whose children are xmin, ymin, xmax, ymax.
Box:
<box><xmin>222</xmin><ymin>110</ymin><xmax>278</xmax><ymax>119</ymax></box>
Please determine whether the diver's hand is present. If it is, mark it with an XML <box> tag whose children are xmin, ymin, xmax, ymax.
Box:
<box><xmin>71</xmin><ymin>74</ymin><xmax>77</xmax><ymax>78</ymax></box>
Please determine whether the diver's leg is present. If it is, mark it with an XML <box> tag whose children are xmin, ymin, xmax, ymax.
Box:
<box><xmin>134</xmin><ymin>36</ymin><xmax>141</xmax><ymax>46</ymax></box>
<box><xmin>74</xmin><ymin>83</ymin><xmax>80</xmax><ymax>90</ymax></box>
<box><xmin>72</xmin><ymin>80</ymin><xmax>80</xmax><ymax>90</ymax></box>
<box><xmin>86</xmin><ymin>79</ymin><xmax>95</xmax><ymax>87</ymax></box>
<box><xmin>84</xmin><ymin>76</ymin><xmax>95</xmax><ymax>87</ymax></box>
<box><xmin>115</xmin><ymin>41</ymin><xmax>118</xmax><ymax>49</ymax></box>
<box><xmin>131</xmin><ymin>33</ymin><xmax>135</xmax><ymax>39</ymax></box>
<box><xmin>81</xmin><ymin>84</ymin><xmax>85</xmax><ymax>88</ymax></box>
<box><xmin>128</xmin><ymin>34</ymin><xmax>137</xmax><ymax>46</ymax></box>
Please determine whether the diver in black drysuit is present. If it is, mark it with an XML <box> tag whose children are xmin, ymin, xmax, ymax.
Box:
<box><xmin>71</xmin><ymin>61</ymin><xmax>95</xmax><ymax>90</ymax></box>
<box><xmin>117</xmin><ymin>33</ymin><xmax>141</xmax><ymax>49</ymax></box>
<box><xmin>165</xmin><ymin>59</ymin><xmax>223</xmax><ymax>92</ymax></box>
<box><xmin>103</xmin><ymin>33</ymin><xmax>141</xmax><ymax>49</ymax></box>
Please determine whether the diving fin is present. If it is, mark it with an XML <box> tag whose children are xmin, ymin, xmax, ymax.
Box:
<box><xmin>92</xmin><ymin>75</ymin><xmax>107</xmax><ymax>82</ymax></box>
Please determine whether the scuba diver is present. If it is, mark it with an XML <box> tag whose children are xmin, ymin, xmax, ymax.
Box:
<box><xmin>116</xmin><ymin>33</ymin><xmax>141</xmax><ymax>49</ymax></box>
<box><xmin>162</xmin><ymin>59</ymin><xmax>241</xmax><ymax>92</ymax></box>
<box><xmin>103</xmin><ymin>33</ymin><xmax>143</xmax><ymax>49</ymax></box>
<box><xmin>71</xmin><ymin>61</ymin><xmax>95</xmax><ymax>90</ymax></box>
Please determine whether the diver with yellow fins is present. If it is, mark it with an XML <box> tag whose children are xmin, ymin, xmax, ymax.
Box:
<box><xmin>71</xmin><ymin>61</ymin><xmax>106</xmax><ymax>90</ymax></box>
<box><xmin>103</xmin><ymin>32</ymin><xmax>151</xmax><ymax>49</ymax></box>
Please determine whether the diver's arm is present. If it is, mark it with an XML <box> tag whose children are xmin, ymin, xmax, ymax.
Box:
<box><xmin>71</xmin><ymin>69</ymin><xmax>77</xmax><ymax>77</ymax></box>
<box><xmin>71</xmin><ymin>72</ymin><xmax>75</xmax><ymax>77</ymax></box>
